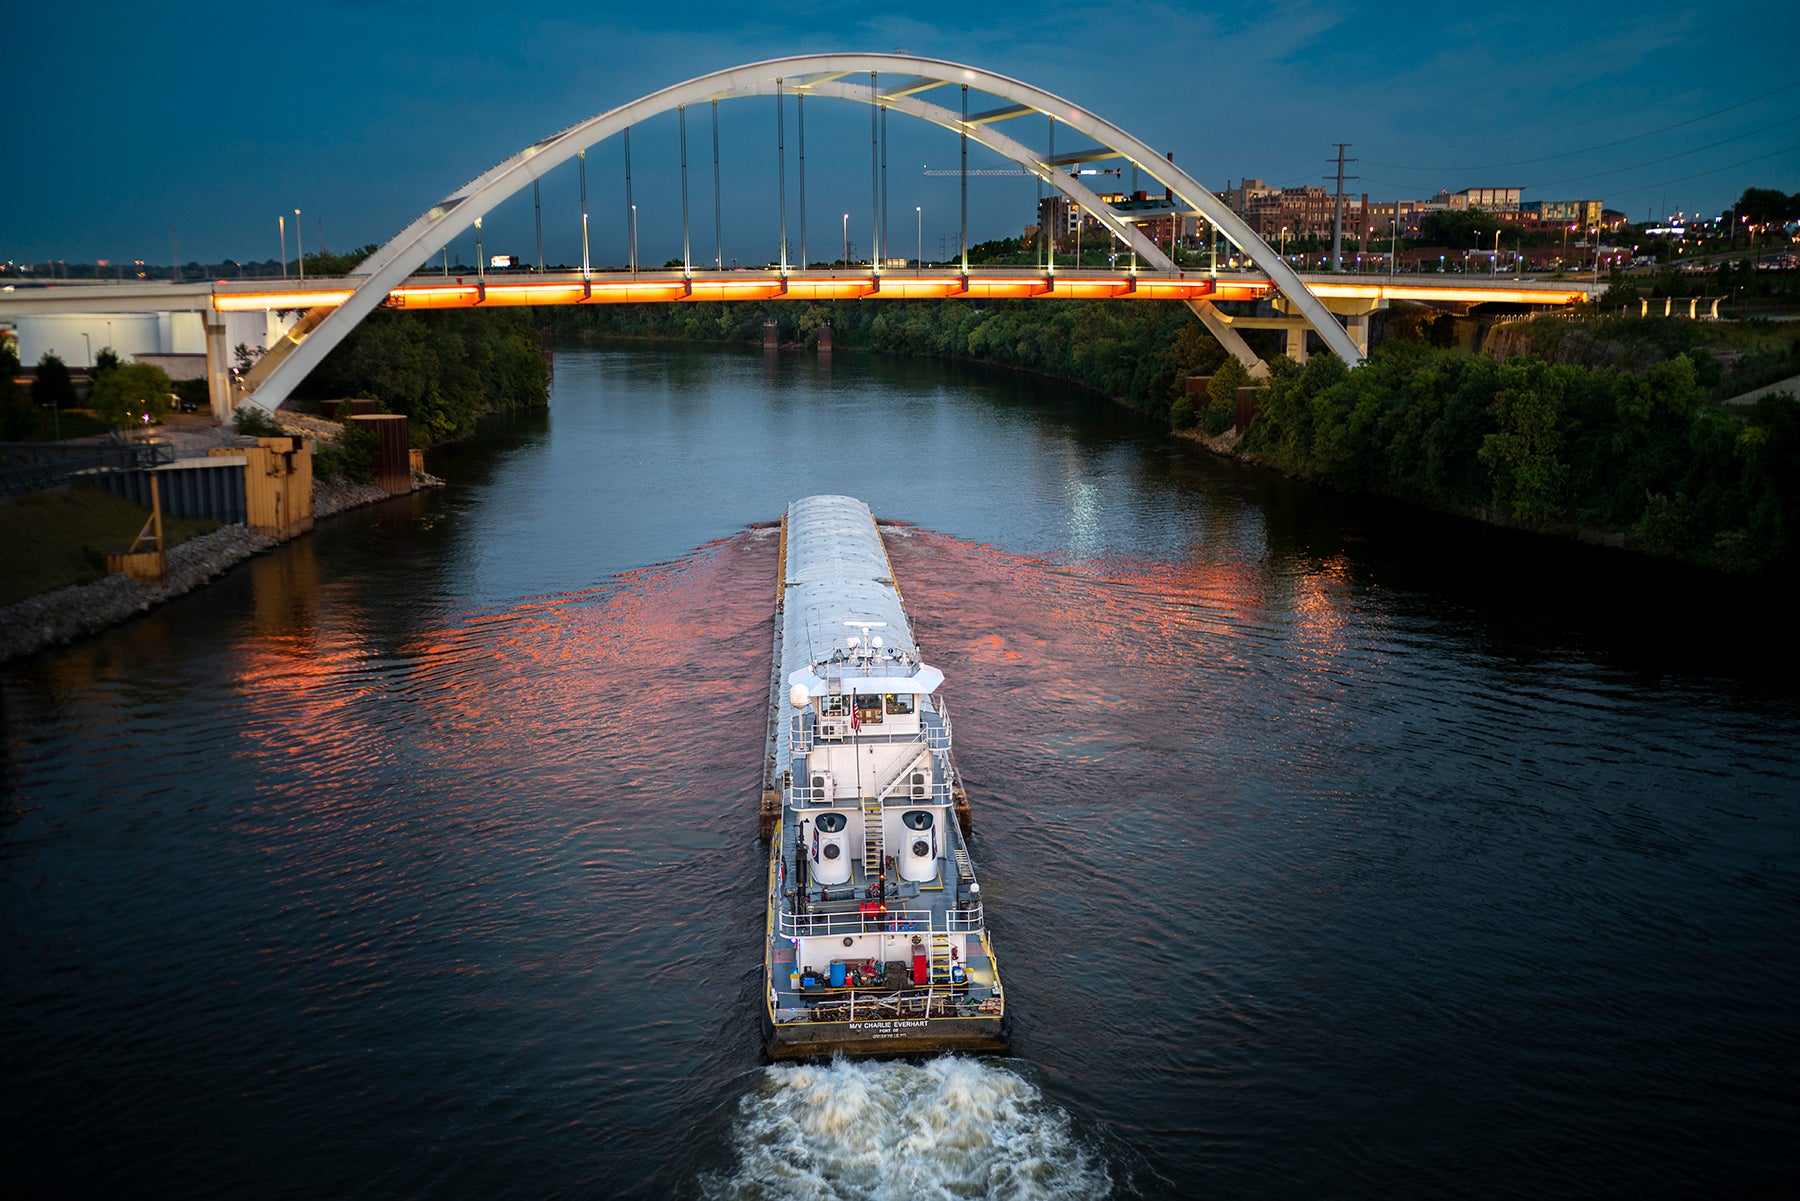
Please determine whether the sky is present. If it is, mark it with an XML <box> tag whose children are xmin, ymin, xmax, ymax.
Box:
<box><xmin>8</xmin><ymin>1</ymin><xmax>1798</xmax><ymax>271</ymax></box>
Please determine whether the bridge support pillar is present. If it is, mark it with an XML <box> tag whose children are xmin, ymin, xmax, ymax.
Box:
<box><xmin>1283</xmin><ymin>324</ymin><xmax>1309</xmax><ymax>363</ymax></box>
<box><xmin>204</xmin><ymin>307</ymin><xmax>233</xmax><ymax>422</ymax></box>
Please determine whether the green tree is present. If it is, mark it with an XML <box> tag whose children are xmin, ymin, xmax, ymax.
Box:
<box><xmin>0</xmin><ymin>339</ymin><xmax>30</xmax><ymax>439</ymax></box>
<box><xmin>299</xmin><ymin>244</ymin><xmax>376</xmax><ymax>277</ymax></box>
<box><xmin>1202</xmin><ymin>356</ymin><xmax>1251</xmax><ymax>434</ymax></box>
<box><xmin>1169</xmin><ymin>394</ymin><xmax>1197</xmax><ymax>429</ymax></box>
<box><xmin>1734</xmin><ymin>187</ymin><xmax>1798</xmax><ymax>228</ymax></box>
<box><xmin>93</xmin><ymin>346</ymin><xmax>121</xmax><ymax>378</ymax></box>
<box><xmin>1419</xmin><ymin>208</ymin><xmax>1503</xmax><ymax>250</ymax></box>
<box><xmin>32</xmin><ymin>353</ymin><xmax>76</xmax><ymax>413</ymax></box>
<box><xmin>88</xmin><ymin>362</ymin><xmax>174</xmax><ymax>429</ymax></box>
<box><xmin>1478</xmin><ymin>358</ymin><xmax>1571</xmax><ymax>523</ymax></box>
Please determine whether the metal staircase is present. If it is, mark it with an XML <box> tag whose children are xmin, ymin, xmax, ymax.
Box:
<box><xmin>929</xmin><ymin>928</ymin><xmax>953</xmax><ymax>985</ymax></box>
<box><xmin>862</xmin><ymin>796</ymin><xmax>884</xmax><ymax>873</ymax></box>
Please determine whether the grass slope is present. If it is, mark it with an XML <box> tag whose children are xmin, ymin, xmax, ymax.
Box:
<box><xmin>0</xmin><ymin>484</ymin><xmax>220</xmax><ymax>605</ymax></box>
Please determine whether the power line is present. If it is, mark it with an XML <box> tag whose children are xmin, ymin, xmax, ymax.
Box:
<box><xmin>1363</xmin><ymin>79</ymin><xmax>1800</xmax><ymax>173</ymax></box>
<box><xmin>1518</xmin><ymin>115</ymin><xmax>1800</xmax><ymax>190</ymax></box>
<box><xmin>1599</xmin><ymin>142</ymin><xmax>1800</xmax><ymax>202</ymax></box>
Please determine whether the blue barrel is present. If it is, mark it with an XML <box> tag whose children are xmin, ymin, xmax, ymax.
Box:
<box><xmin>830</xmin><ymin>962</ymin><xmax>846</xmax><ymax>988</ymax></box>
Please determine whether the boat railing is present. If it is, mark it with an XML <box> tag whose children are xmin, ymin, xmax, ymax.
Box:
<box><xmin>776</xmin><ymin>902</ymin><xmax>985</xmax><ymax>939</ymax></box>
<box><xmin>787</xmin><ymin>780</ymin><xmax>955</xmax><ymax>810</ymax></box>
<box><xmin>923</xmin><ymin>701</ymin><xmax>952</xmax><ymax>752</ymax></box>
<box><xmin>791</xmin><ymin>710</ymin><xmax>929</xmax><ymax>756</ymax></box>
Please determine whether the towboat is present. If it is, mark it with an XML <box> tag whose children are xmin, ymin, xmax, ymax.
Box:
<box><xmin>760</xmin><ymin>496</ymin><xmax>1007</xmax><ymax>1059</ymax></box>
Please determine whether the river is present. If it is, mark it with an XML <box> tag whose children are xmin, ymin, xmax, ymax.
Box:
<box><xmin>3</xmin><ymin>343</ymin><xmax>1796</xmax><ymax>1199</ymax></box>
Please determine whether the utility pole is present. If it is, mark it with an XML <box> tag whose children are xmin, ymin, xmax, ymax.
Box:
<box><xmin>1327</xmin><ymin>143</ymin><xmax>1357</xmax><ymax>273</ymax></box>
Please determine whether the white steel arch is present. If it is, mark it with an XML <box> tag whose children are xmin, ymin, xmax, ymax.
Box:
<box><xmin>246</xmin><ymin>53</ymin><xmax>1362</xmax><ymax>410</ymax></box>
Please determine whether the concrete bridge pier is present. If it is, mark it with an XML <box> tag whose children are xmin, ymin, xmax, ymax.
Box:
<box><xmin>204</xmin><ymin>308</ymin><xmax>233</xmax><ymax>422</ymax></box>
<box><xmin>1284</xmin><ymin>324</ymin><xmax>1309</xmax><ymax>363</ymax></box>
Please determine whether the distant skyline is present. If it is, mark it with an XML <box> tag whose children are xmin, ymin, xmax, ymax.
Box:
<box><xmin>9</xmin><ymin>1</ymin><xmax>1798</xmax><ymax>270</ymax></box>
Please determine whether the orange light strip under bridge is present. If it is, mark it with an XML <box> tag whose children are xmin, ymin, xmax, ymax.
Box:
<box><xmin>1301</xmin><ymin>280</ymin><xmax>1594</xmax><ymax>306</ymax></box>
<box><xmin>212</xmin><ymin>272</ymin><xmax>1276</xmax><ymax>312</ymax></box>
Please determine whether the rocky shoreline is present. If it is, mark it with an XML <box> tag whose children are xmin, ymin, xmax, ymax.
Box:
<box><xmin>0</xmin><ymin>473</ymin><xmax>436</xmax><ymax>666</ymax></box>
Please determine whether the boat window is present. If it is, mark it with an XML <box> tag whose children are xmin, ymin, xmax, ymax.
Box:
<box><xmin>884</xmin><ymin>693</ymin><xmax>914</xmax><ymax>716</ymax></box>
<box><xmin>819</xmin><ymin>695</ymin><xmax>846</xmax><ymax>717</ymax></box>
<box><xmin>855</xmin><ymin>694</ymin><xmax>883</xmax><ymax>724</ymax></box>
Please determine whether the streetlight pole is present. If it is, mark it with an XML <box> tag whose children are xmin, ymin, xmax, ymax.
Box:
<box><xmin>629</xmin><ymin>204</ymin><xmax>638</xmax><ymax>274</ymax></box>
<box><xmin>843</xmin><ymin>214</ymin><xmax>849</xmax><ymax>268</ymax></box>
<box><xmin>278</xmin><ymin>216</ymin><xmax>287</xmax><ymax>279</ymax></box>
<box><xmin>82</xmin><ymin>332</ymin><xmax>92</xmax><ymax>368</ymax></box>
<box><xmin>295</xmin><ymin>209</ymin><xmax>304</xmax><ymax>284</ymax></box>
<box><xmin>916</xmin><ymin>206</ymin><xmax>922</xmax><ymax>273</ymax></box>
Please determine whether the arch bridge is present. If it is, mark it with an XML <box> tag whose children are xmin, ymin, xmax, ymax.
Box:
<box><xmin>4</xmin><ymin>54</ymin><xmax>1602</xmax><ymax>413</ymax></box>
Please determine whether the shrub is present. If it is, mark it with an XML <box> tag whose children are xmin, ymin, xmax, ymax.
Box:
<box><xmin>334</xmin><ymin>420</ymin><xmax>377</xmax><ymax>485</ymax></box>
<box><xmin>232</xmin><ymin>405</ymin><xmax>282</xmax><ymax>437</ymax></box>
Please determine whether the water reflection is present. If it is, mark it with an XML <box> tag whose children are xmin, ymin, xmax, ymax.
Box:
<box><xmin>3</xmin><ymin>346</ymin><xmax>1796</xmax><ymax>1200</ymax></box>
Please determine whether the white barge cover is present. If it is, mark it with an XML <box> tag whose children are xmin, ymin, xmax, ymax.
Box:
<box><xmin>781</xmin><ymin>495</ymin><xmax>919</xmax><ymax>679</ymax></box>
<box><xmin>772</xmin><ymin>497</ymin><xmax>944</xmax><ymax>785</ymax></box>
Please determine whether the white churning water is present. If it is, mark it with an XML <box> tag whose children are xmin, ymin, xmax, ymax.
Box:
<box><xmin>703</xmin><ymin>1056</ymin><xmax>1112</xmax><ymax>1200</ymax></box>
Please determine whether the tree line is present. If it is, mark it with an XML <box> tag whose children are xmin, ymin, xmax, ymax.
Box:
<box><xmin>1231</xmin><ymin>342</ymin><xmax>1798</xmax><ymax>573</ymax></box>
<box><xmin>539</xmin><ymin>296</ymin><xmax>1799</xmax><ymax>574</ymax></box>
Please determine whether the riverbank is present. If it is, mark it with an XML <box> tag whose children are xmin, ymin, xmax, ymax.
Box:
<box><xmin>0</xmin><ymin>471</ymin><xmax>426</xmax><ymax>666</ymax></box>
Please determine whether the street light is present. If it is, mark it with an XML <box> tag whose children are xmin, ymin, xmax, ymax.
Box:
<box><xmin>629</xmin><ymin>204</ymin><xmax>638</xmax><ymax>273</ymax></box>
<box><xmin>82</xmin><ymin>332</ymin><xmax>92</xmax><ymax>368</ymax></box>
<box><xmin>916</xmin><ymin>206</ymin><xmax>923</xmax><ymax>273</ymax></box>
<box><xmin>278</xmin><ymin>215</ymin><xmax>287</xmax><ymax>279</ymax></box>
<box><xmin>843</xmin><ymin>214</ymin><xmax>849</xmax><ymax>268</ymax></box>
<box><xmin>295</xmin><ymin>209</ymin><xmax>304</xmax><ymax>284</ymax></box>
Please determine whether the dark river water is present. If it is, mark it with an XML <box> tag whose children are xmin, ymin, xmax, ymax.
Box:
<box><xmin>3</xmin><ymin>344</ymin><xmax>1797</xmax><ymax>1199</ymax></box>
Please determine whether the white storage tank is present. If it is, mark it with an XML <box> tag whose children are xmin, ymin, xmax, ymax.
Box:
<box><xmin>899</xmin><ymin>809</ymin><xmax>938</xmax><ymax>882</ymax></box>
<box><xmin>812</xmin><ymin>811</ymin><xmax>852</xmax><ymax>886</ymax></box>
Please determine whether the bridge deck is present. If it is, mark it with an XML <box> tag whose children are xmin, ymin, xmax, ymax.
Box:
<box><xmin>0</xmin><ymin>269</ymin><xmax>1598</xmax><ymax>315</ymax></box>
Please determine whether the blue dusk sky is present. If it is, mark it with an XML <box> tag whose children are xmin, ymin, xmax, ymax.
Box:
<box><xmin>7</xmin><ymin>1</ymin><xmax>1797</xmax><ymax>269</ymax></box>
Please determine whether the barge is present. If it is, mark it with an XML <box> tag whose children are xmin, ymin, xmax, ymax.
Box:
<box><xmin>761</xmin><ymin>496</ymin><xmax>1007</xmax><ymax>1059</ymax></box>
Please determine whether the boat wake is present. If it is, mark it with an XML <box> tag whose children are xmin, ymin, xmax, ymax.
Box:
<box><xmin>701</xmin><ymin>1056</ymin><xmax>1111</xmax><ymax>1200</ymax></box>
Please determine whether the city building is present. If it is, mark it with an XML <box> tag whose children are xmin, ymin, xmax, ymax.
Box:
<box><xmin>1219</xmin><ymin>180</ymin><xmax>1370</xmax><ymax>242</ymax></box>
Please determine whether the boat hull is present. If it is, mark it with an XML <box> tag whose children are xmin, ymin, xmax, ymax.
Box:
<box><xmin>762</xmin><ymin>1011</ymin><xmax>1009</xmax><ymax>1061</ymax></box>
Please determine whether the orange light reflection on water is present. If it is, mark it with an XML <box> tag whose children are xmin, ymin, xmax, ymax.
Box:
<box><xmin>222</xmin><ymin>535</ymin><xmax>780</xmax><ymax>807</ymax></box>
